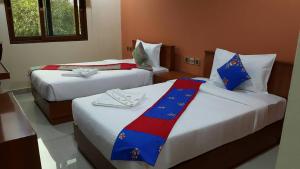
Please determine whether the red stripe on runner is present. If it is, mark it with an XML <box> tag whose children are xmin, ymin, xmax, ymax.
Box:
<box><xmin>41</xmin><ymin>65</ymin><xmax>60</xmax><ymax>70</ymax></box>
<box><xmin>172</xmin><ymin>79</ymin><xmax>202</xmax><ymax>89</ymax></box>
<box><xmin>120</xmin><ymin>63</ymin><xmax>137</xmax><ymax>69</ymax></box>
<box><xmin>40</xmin><ymin>63</ymin><xmax>137</xmax><ymax>70</ymax></box>
<box><xmin>125</xmin><ymin>116</ymin><xmax>176</xmax><ymax>139</ymax></box>
<box><xmin>125</xmin><ymin>80</ymin><xmax>203</xmax><ymax>139</ymax></box>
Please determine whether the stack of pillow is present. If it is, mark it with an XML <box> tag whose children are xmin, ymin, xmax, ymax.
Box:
<box><xmin>209</xmin><ymin>48</ymin><xmax>276</xmax><ymax>93</ymax></box>
<box><xmin>132</xmin><ymin>39</ymin><xmax>162</xmax><ymax>70</ymax></box>
<box><xmin>132</xmin><ymin>41</ymin><xmax>276</xmax><ymax>93</ymax></box>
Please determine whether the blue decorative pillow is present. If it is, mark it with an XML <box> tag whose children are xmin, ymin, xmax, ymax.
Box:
<box><xmin>217</xmin><ymin>54</ymin><xmax>251</xmax><ymax>91</ymax></box>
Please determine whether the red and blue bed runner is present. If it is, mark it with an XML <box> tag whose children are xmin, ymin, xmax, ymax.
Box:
<box><xmin>111</xmin><ymin>78</ymin><xmax>205</xmax><ymax>166</ymax></box>
<box><xmin>30</xmin><ymin>63</ymin><xmax>137</xmax><ymax>72</ymax></box>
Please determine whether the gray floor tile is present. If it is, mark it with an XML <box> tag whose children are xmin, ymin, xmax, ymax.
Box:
<box><xmin>236</xmin><ymin>147</ymin><xmax>278</xmax><ymax>169</ymax></box>
<box><xmin>38</xmin><ymin>135</ymin><xmax>93</xmax><ymax>169</ymax></box>
<box><xmin>16</xmin><ymin>93</ymin><xmax>74</xmax><ymax>141</ymax></box>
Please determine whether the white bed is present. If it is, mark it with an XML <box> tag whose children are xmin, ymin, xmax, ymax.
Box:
<box><xmin>72</xmin><ymin>78</ymin><xmax>286</xmax><ymax>169</ymax></box>
<box><xmin>31</xmin><ymin>59</ymin><xmax>168</xmax><ymax>101</ymax></box>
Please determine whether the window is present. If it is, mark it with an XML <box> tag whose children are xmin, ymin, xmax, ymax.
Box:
<box><xmin>4</xmin><ymin>0</ymin><xmax>88</xmax><ymax>44</ymax></box>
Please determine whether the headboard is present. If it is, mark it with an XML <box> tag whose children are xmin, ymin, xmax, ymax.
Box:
<box><xmin>203</xmin><ymin>51</ymin><xmax>294</xmax><ymax>98</ymax></box>
<box><xmin>132</xmin><ymin>40</ymin><xmax>175</xmax><ymax>70</ymax></box>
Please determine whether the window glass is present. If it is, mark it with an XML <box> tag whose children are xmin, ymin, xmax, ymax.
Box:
<box><xmin>46</xmin><ymin>0</ymin><xmax>76</xmax><ymax>36</ymax></box>
<box><xmin>5</xmin><ymin>0</ymin><xmax>87</xmax><ymax>43</ymax></box>
<box><xmin>11</xmin><ymin>0</ymin><xmax>41</xmax><ymax>37</ymax></box>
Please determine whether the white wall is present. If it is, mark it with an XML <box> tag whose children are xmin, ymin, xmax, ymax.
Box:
<box><xmin>0</xmin><ymin>0</ymin><xmax>122</xmax><ymax>90</ymax></box>
<box><xmin>276</xmin><ymin>33</ymin><xmax>300</xmax><ymax>168</ymax></box>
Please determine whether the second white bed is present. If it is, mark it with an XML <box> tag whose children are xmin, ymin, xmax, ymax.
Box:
<box><xmin>31</xmin><ymin>59</ymin><xmax>168</xmax><ymax>101</ymax></box>
<box><xmin>72</xmin><ymin>78</ymin><xmax>286</xmax><ymax>169</ymax></box>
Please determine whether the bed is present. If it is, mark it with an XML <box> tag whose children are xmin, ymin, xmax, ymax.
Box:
<box><xmin>31</xmin><ymin>41</ymin><xmax>175</xmax><ymax>124</ymax></box>
<box><xmin>72</xmin><ymin>50</ymin><xmax>293</xmax><ymax>169</ymax></box>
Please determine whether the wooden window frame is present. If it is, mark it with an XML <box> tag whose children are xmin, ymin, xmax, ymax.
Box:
<box><xmin>3</xmin><ymin>0</ymin><xmax>88</xmax><ymax>44</ymax></box>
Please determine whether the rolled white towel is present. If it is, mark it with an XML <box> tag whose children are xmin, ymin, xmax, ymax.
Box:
<box><xmin>92</xmin><ymin>94</ymin><xmax>132</xmax><ymax>109</ymax></box>
<box><xmin>73</xmin><ymin>68</ymin><xmax>98</xmax><ymax>77</ymax></box>
<box><xmin>61</xmin><ymin>73</ymin><xmax>82</xmax><ymax>77</ymax></box>
<box><xmin>62</xmin><ymin>68</ymin><xmax>98</xmax><ymax>78</ymax></box>
<box><xmin>106</xmin><ymin>89</ymin><xmax>145</xmax><ymax>107</ymax></box>
<box><xmin>92</xmin><ymin>89</ymin><xmax>145</xmax><ymax>108</ymax></box>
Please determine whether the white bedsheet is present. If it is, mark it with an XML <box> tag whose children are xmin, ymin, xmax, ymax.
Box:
<box><xmin>72</xmin><ymin>78</ymin><xmax>286</xmax><ymax>169</ymax></box>
<box><xmin>31</xmin><ymin>59</ymin><xmax>168</xmax><ymax>101</ymax></box>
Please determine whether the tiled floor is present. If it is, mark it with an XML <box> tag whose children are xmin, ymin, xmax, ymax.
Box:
<box><xmin>16</xmin><ymin>92</ymin><xmax>93</xmax><ymax>169</ymax></box>
<box><xmin>15</xmin><ymin>92</ymin><xmax>278</xmax><ymax>169</ymax></box>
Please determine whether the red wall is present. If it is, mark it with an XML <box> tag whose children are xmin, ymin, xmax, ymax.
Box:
<box><xmin>121</xmin><ymin>0</ymin><xmax>300</xmax><ymax>75</ymax></box>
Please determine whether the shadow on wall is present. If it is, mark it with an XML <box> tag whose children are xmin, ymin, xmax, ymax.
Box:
<box><xmin>86</xmin><ymin>0</ymin><xmax>91</xmax><ymax>7</ymax></box>
<box><xmin>121</xmin><ymin>0</ymin><xmax>300</xmax><ymax>75</ymax></box>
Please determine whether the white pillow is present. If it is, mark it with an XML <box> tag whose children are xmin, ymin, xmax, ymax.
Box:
<box><xmin>209</xmin><ymin>48</ymin><xmax>276</xmax><ymax>93</ymax></box>
<box><xmin>135</xmin><ymin>39</ymin><xmax>162</xmax><ymax>67</ymax></box>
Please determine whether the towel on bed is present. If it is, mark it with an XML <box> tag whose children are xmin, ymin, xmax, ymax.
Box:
<box><xmin>62</xmin><ymin>68</ymin><xmax>98</xmax><ymax>78</ymax></box>
<box><xmin>92</xmin><ymin>89</ymin><xmax>145</xmax><ymax>108</ymax></box>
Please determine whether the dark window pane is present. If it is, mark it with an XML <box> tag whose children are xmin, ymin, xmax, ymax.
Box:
<box><xmin>11</xmin><ymin>0</ymin><xmax>41</xmax><ymax>37</ymax></box>
<box><xmin>45</xmin><ymin>0</ymin><xmax>76</xmax><ymax>36</ymax></box>
<box><xmin>76</xmin><ymin>0</ymin><xmax>81</xmax><ymax>34</ymax></box>
<box><xmin>5</xmin><ymin>0</ymin><xmax>87</xmax><ymax>43</ymax></box>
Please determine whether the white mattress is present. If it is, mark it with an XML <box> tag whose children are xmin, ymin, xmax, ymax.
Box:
<box><xmin>72</xmin><ymin>78</ymin><xmax>286</xmax><ymax>169</ymax></box>
<box><xmin>31</xmin><ymin>59</ymin><xmax>168</xmax><ymax>101</ymax></box>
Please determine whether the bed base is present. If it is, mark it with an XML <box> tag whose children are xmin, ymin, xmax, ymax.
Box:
<box><xmin>32</xmin><ymin>87</ymin><xmax>73</xmax><ymax>125</ymax></box>
<box><xmin>74</xmin><ymin>120</ymin><xmax>283</xmax><ymax>169</ymax></box>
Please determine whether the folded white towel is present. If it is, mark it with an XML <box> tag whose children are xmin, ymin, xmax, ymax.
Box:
<box><xmin>92</xmin><ymin>89</ymin><xmax>145</xmax><ymax>108</ymax></box>
<box><xmin>61</xmin><ymin>73</ymin><xmax>82</xmax><ymax>77</ymax></box>
<box><xmin>92</xmin><ymin>94</ymin><xmax>132</xmax><ymax>109</ymax></box>
<box><xmin>73</xmin><ymin>68</ymin><xmax>98</xmax><ymax>77</ymax></box>
<box><xmin>106</xmin><ymin>89</ymin><xmax>145</xmax><ymax>107</ymax></box>
<box><xmin>62</xmin><ymin>68</ymin><xmax>98</xmax><ymax>78</ymax></box>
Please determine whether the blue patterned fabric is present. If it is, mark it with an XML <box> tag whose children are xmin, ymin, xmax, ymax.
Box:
<box><xmin>111</xmin><ymin>129</ymin><xmax>165</xmax><ymax>165</ymax></box>
<box><xmin>144</xmin><ymin>89</ymin><xmax>196</xmax><ymax>120</ymax></box>
<box><xmin>217</xmin><ymin>54</ymin><xmax>251</xmax><ymax>90</ymax></box>
<box><xmin>111</xmin><ymin>79</ymin><xmax>205</xmax><ymax>166</ymax></box>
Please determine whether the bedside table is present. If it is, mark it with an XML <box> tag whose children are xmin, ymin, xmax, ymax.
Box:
<box><xmin>153</xmin><ymin>71</ymin><xmax>196</xmax><ymax>84</ymax></box>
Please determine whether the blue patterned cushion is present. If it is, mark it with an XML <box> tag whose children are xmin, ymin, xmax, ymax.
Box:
<box><xmin>217</xmin><ymin>54</ymin><xmax>251</xmax><ymax>91</ymax></box>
